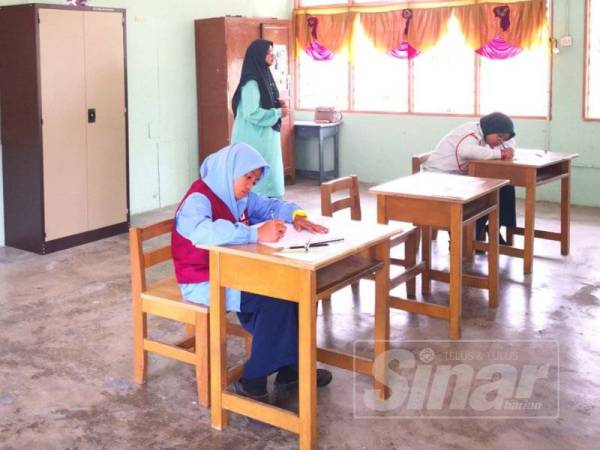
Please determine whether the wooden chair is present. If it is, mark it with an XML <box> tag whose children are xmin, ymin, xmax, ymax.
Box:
<box><xmin>411</xmin><ymin>151</ymin><xmax>433</xmax><ymax>175</ymax></box>
<box><xmin>320</xmin><ymin>175</ymin><xmax>421</xmax><ymax>297</ymax></box>
<box><xmin>411</xmin><ymin>152</ymin><xmax>439</xmax><ymax>241</ymax></box>
<box><xmin>130</xmin><ymin>219</ymin><xmax>251</xmax><ymax>407</ymax></box>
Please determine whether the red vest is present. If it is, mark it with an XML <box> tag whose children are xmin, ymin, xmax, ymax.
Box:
<box><xmin>171</xmin><ymin>179</ymin><xmax>249</xmax><ymax>284</ymax></box>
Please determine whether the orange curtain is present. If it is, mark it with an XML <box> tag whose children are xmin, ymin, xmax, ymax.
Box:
<box><xmin>359</xmin><ymin>7</ymin><xmax>452</xmax><ymax>53</ymax></box>
<box><xmin>294</xmin><ymin>11</ymin><xmax>354</xmax><ymax>55</ymax></box>
<box><xmin>293</xmin><ymin>0</ymin><xmax>547</xmax><ymax>57</ymax></box>
<box><xmin>454</xmin><ymin>0</ymin><xmax>547</xmax><ymax>50</ymax></box>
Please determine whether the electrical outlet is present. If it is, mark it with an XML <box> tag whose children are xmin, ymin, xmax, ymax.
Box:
<box><xmin>558</xmin><ymin>35</ymin><xmax>572</xmax><ymax>47</ymax></box>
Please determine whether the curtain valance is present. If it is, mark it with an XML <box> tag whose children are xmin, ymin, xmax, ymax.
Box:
<box><xmin>293</xmin><ymin>0</ymin><xmax>547</xmax><ymax>60</ymax></box>
<box><xmin>294</xmin><ymin>10</ymin><xmax>354</xmax><ymax>60</ymax></box>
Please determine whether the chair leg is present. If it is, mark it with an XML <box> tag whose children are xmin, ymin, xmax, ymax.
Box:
<box><xmin>184</xmin><ymin>324</ymin><xmax>195</xmax><ymax>337</ymax></box>
<box><xmin>351</xmin><ymin>281</ymin><xmax>360</xmax><ymax>293</ymax></box>
<box><xmin>414</xmin><ymin>227</ymin><xmax>422</xmax><ymax>247</ymax></box>
<box><xmin>196</xmin><ymin>313</ymin><xmax>210</xmax><ymax>407</ymax></box>
<box><xmin>133</xmin><ymin>305</ymin><xmax>148</xmax><ymax>385</ymax></box>
<box><xmin>244</xmin><ymin>331</ymin><xmax>253</xmax><ymax>358</ymax></box>
<box><xmin>463</xmin><ymin>224</ymin><xmax>474</xmax><ymax>262</ymax></box>
<box><xmin>432</xmin><ymin>228</ymin><xmax>439</xmax><ymax>240</ymax></box>
<box><xmin>506</xmin><ymin>226</ymin><xmax>515</xmax><ymax>246</ymax></box>
<box><xmin>421</xmin><ymin>226</ymin><xmax>432</xmax><ymax>296</ymax></box>
<box><xmin>405</xmin><ymin>231</ymin><xmax>418</xmax><ymax>298</ymax></box>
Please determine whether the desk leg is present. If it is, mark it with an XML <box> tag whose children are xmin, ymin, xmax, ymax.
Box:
<box><xmin>488</xmin><ymin>197</ymin><xmax>499</xmax><ymax>308</ymax></box>
<box><xmin>373</xmin><ymin>239</ymin><xmax>390</xmax><ymax>399</ymax></box>
<box><xmin>405</xmin><ymin>231</ymin><xmax>417</xmax><ymax>298</ymax></box>
<box><xmin>524</xmin><ymin>174</ymin><xmax>537</xmax><ymax>274</ymax></box>
<box><xmin>421</xmin><ymin>225</ymin><xmax>432</xmax><ymax>296</ymax></box>
<box><xmin>209</xmin><ymin>252</ymin><xmax>228</xmax><ymax>429</ymax></box>
<box><xmin>318</xmin><ymin>131</ymin><xmax>325</xmax><ymax>184</ymax></box>
<box><xmin>561</xmin><ymin>170</ymin><xmax>571</xmax><ymax>256</ymax></box>
<box><xmin>298</xmin><ymin>271</ymin><xmax>317</xmax><ymax>450</ymax></box>
<box><xmin>333</xmin><ymin>129</ymin><xmax>339</xmax><ymax>179</ymax></box>
<box><xmin>376</xmin><ymin>195</ymin><xmax>388</xmax><ymax>226</ymax></box>
<box><xmin>449</xmin><ymin>206</ymin><xmax>463</xmax><ymax>340</ymax></box>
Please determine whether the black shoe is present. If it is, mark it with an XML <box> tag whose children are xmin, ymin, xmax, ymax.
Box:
<box><xmin>231</xmin><ymin>380</ymin><xmax>269</xmax><ymax>403</ymax></box>
<box><xmin>274</xmin><ymin>368</ymin><xmax>333</xmax><ymax>393</ymax></box>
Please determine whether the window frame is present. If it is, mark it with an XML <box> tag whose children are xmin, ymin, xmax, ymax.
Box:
<box><xmin>584</xmin><ymin>0</ymin><xmax>600</xmax><ymax>121</ymax></box>
<box><xmin>294</xmin><ymin>0</ymin><xmax>553</xmax><ymax>120</ymax></box>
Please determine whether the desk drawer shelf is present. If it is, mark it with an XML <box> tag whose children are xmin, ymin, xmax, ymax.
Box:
<box><xmin>316</xmin><ymin>255</ymin><xmax>382</xmax><ymax>298</ymax></box>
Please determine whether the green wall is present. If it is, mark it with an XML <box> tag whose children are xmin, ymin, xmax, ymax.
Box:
<box><xmin>1</xmin><ymin>0</ymin><xmax>598</xmax><ymax>248</ymax></box>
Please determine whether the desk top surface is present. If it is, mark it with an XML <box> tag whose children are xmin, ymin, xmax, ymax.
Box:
<box><xmin>469</xmin><ymin>149</ymin><xmax>578</xmax><ymax>169</ymax></box>
<box><xmin>200</xmin><ymin>216</ymin><xmax>407</xmax><ymax>270</ymax></box>
<box><xmin>295</xmin><ymin>120</ymin><xmax>342</xmax><ymax>128</ymax></box>
<box><xmin>370</xmin><ymin>172</ymin><xmax>509</xmax><ymax>203</ymax></box>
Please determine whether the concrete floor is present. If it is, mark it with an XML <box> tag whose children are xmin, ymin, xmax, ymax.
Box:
<box><xmin>1</xmin><ymin>178</ymin><xmax>599</xmax><ymax>449</ymax></box>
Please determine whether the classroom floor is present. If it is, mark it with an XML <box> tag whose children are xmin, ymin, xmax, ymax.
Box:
<box><xmin>1</xmin><ymin>178</ymin><xmax>599</xmax><ymax>450</ymax></box>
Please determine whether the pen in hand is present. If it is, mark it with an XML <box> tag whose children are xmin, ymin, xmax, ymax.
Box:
<box><xmin>258</xmin><ymin>211</ymin><xmax>286</xmax><ymax>242</ymax></box>
<box><xmin>499</xmin><ymin>141</ymin><xmax>514</xmax><ymax>160</ymax></box>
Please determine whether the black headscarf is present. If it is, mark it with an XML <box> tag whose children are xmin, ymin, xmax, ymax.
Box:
<box><xmin>480</xmin><ymin>112</ymin><xmax>515</xmax><ymax>139</ymax></box>
<box><xmin>231</xmin><ymin>39</ymin><xmax>281</xmax><ymax>132</ymax></box>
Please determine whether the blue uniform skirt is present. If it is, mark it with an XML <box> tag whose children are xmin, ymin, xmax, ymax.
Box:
<box><xmin>237</xmin><ymin>292</ymin><xmax>299</xmax><ymax>379</ymax></box>
<box><xmin>476</xmin><ymin>185</ymin><xmax>516</xmax><ymax>236</ymax></box>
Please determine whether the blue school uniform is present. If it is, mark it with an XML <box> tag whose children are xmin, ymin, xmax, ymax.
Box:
<box><xmin>173</xmin><ymin>143</ymin><xmax>301</xmax><ymax>379</ymax></box>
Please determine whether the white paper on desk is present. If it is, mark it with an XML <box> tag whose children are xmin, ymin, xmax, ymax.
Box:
<box><xmin>514</xmin><ymin>152</ymin><xmax>546</xmax><ymax>161</ymax></box>
<box><xmin>273</xmin><ymin>246</ymin><xmax>333</xmax><ymax>260</ymax></box>
<box><xmin>260</xmin><ymin>222</ymin><xmax>343</xmax><ymax>249</ymax></box>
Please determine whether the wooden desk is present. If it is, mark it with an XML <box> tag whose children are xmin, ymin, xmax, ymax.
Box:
<box><xmin>370</xmin><ymin>172</ymin><xmax>508</xmax><ymax>339</ymax></box>
<box><xmin>468</xmin><ymin>149</ymin><xmax>578</xmax><ymax>274</ymax></box>
<box><xmin>206</xmin><ymin>217</ymin><xmax>406</xmax><ymax>450</ymax></box>
<box><xmin>294</xmin><ymin>120</ymin><xmax>341</xmax><ymax>183</ymax></box>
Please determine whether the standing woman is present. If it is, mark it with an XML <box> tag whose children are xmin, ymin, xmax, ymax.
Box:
<box><xmin>231</xmin><ymin>39</ymin><xmax>288</xmax><ymax>198</ymax></box>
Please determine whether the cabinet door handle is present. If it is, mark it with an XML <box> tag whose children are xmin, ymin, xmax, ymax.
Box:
<box><xmin>88</xmin><ymin>108</ymin><xmax>96</xmax><ymax>123</ymax></box>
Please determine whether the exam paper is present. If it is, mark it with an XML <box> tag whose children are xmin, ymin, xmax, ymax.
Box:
<box><xmin>260</xmin><ymin>223</ymin><xmax>343</xmax><ymax>249</ymax></box>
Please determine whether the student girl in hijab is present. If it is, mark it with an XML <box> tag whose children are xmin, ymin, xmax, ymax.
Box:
<box><xmin>231</xmin><ymin>39</ymin><xmax>288</xmax><ymax>199</ymax></box>
<box><xmin>423</xmin><ymin>112</ymin><xmax>517</xmax><ymax>243</ymax></box>
<box><xmin>172</xmin><ymin>143</ymin><xmax>332</xmax><ymax>402</ymax></box>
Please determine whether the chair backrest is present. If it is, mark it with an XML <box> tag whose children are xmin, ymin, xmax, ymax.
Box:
<box><xmin>320</xmin><ymin>175</ymin><xmax>361</xmax><ymax>221</ymax></box>
<box><xmin>411</xmin><ymin>151</ymin><xmax>433</xmax><ymax>174</ymax></box>
<box><xmin>129</xmin><ymin>219</ymin><xmax>174</xmax><ymax>297</ymax></box>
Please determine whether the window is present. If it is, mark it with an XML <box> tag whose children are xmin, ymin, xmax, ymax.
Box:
<box><xmin>296</xmin><ymin>2</ymin><xmax>551</xmax><ymax>118</ymax></box>
<box><xmin>352</xmin><ymin>22</ymin><xmax>409</xmax><ymax>112</ymax></box>
<box><xmin>479</xmin><ymin>45</ymin><xmax>550</xmax><ymax>117</ymax></box>
<box><xmin>585</xmin><ymin>0</ymin><xmax>600</xmax><ymax>119</ymax></box>
<box><xmin>297</xmin><ymin>50</ymin><xmax>349</xmax><ymax>110</ymax></box>
<box><xmin>412</xmin><ymin>17</ymin><xmax>474</xmax><ymax>114</ymax></box>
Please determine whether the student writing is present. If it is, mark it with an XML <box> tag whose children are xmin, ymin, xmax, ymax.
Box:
<box><xmin>423</xmin><ymin>111</ymin><xmax>517</xmax><ymax>242</ymax></box>
<box><xmin>171</xmin><ymin>143</ymin><xmax>333</xmax><ymax>402</ymax></box>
